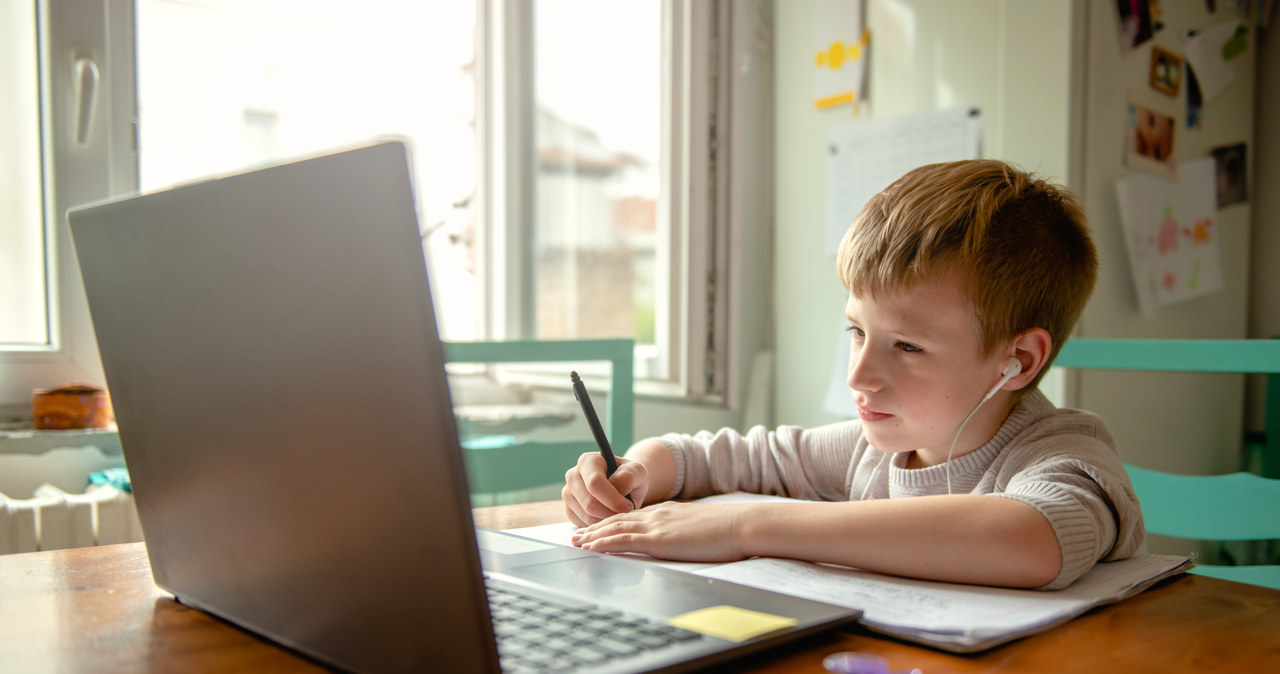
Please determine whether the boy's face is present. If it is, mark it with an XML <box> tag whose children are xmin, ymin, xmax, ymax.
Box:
<box><xmin>843</xmin><ymin>268</ymin><xmax>1013</xmax><ymax>466</ymax></box>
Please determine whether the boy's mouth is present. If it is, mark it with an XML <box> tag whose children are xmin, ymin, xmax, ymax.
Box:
<box><xmin>856</xmin><ymin>406</ymin><xmax>892</xmax><ymax>422</ymax></box>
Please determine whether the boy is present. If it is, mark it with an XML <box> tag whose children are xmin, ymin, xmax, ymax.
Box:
<box><xmin>562</xmin><ymin>160</ymin><xmax>1145</xmax><ymax>590</ymax></box>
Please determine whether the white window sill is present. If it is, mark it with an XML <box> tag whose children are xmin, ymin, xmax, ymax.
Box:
<box><xmin>0</xmin><ymin>427</ymin><xmax>123</xmax><ymax>457</ymax></box>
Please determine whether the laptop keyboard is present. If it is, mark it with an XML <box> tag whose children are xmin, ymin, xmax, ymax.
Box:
<box><xmin>486</xmin><ymin>582</ymin><xmax>704</xmax><ymax>673</ymax></box>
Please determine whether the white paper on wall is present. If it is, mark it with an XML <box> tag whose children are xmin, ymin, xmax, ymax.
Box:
<box><xmin>813</xmin><ymin>0</ymin><xmax>868</xmax><ymax>109</ymax></box>
<box><xmin>1115</xmin><ymin>156</ymin><xmax>1224</xmax><ymax>317</ymax></box>
<box><xmin>1183</xmin><ymin>21</ymin><xmax>1245</xmax><ymax>103</ymax></box>
<box><xmin>826</xmin><ymin>107</ymin><xmax>982</xmax><ymax>255</ymax></box>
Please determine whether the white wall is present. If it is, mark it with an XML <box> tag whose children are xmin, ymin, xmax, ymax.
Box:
<box><xmin>1075</xmin><ymin>2</ymin><xmax>1256</xmax><ymax>475</ymax></box>
<box><xmin>773</xmin><ymin>0</ymin><xmax>1075</xmax><ymax>428</ymax></box>
<box><xmin>775</xmin><ymin>0</ymin><xmax>1273</xmax><ymax>481</ymax></box>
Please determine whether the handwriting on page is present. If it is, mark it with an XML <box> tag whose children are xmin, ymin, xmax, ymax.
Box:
<box><xmin>693</xmin><ymin>553</ymin><xmax>1188</xmax><ymax>637</ymax></box>
<box><xmin>697</xmin><ymin>558</ymin><xmax>1009</xmax><ymax>632</ymax></box>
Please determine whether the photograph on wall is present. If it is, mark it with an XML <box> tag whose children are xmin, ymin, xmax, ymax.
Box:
<box><xmin>1115</xmin><ymin>0</ymin><xmax>1155</xmax><ymax>51</ymax></box>
<box><xmin>1212</xmin><ymin>143</ymin><xmax>1248</xmax><ymax>207</ymax></box>
<box><xmin>1149</xmin><ymin>45</ymin><xmax>1182</xmax><ymax>96</ymax></box>
<box><xmin>1125</xmin><ymin>91</ymin><xmax>1178</xmax><ymax>179</ymax></box>
<box><xmin>1115</xmin><ymin>157</ymin><xmax>1223</xmax><ymax>317</ymax></box>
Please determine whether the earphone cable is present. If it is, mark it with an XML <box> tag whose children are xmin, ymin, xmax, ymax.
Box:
<box><xmin>859</xmin><ymin>451</ymin><xmax>889</xmax><ymax>500</ymax></box>
<box><xmin>946</xmin><ymin>398</ymin><xmax>986</xmax><ymax>495</ymax></box>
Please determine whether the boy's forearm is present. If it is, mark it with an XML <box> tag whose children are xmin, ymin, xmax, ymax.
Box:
<box><xmin>623</xmin><ymin>440</ymin><xmax>676</xmax><ymax>505</ymax></box>
<box><xmin>736</xmin><ymin>496</ymin><xmax>1062</xmax><ymax>588</ymax></box>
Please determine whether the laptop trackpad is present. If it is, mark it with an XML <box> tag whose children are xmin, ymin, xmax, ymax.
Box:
<box><xmin>476</xmin><ymin>529</ymin><xmax>825</xmax><ymax>622</ymax></box>
<box><xmin>477</xmin><ymin>528</ymin><xmax>600</xmax><ymax>570</ymax></box>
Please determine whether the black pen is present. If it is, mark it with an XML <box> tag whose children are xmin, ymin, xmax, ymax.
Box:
<box><xmin>570</xmin><ymin>370</ymin><xmax>635</xmax><ymax>506</ymax></box>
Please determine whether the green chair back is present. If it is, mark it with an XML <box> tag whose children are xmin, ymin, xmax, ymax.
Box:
<box><xmin>1054</xmin><ymin>338</ymin><xmax>1280</xmax><ymax>589</ymax></box>
<box><xmin>442</xmin><ymin>338</ymin><xmax>634</xmax><ymax>496</ymax></box>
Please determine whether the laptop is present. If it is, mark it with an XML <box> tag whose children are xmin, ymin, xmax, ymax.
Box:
<box><xmin>68</xmin><ymin>140</ymin><xmax>860</xmax><ymax>673</ymax></box>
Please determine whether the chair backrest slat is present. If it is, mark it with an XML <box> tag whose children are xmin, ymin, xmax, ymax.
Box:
<box><xmin>1124</xmin><ymin>464</ymin><xmax>1280</xmax><ymax>540</ymax></box>
<box><xmin>443</xmin><ymin>339</ymin><xmax>635</xmax><ymax>496</ymax></box>
<box><xmin>1055</xmin><ymin>338</ymin><xmax>1280</xmax><ymax>374</ymax></box>
<box><xmin>1054</xmin><ymin>337</ymin><xmax>1280</xmax><ymax>590</ymax></box>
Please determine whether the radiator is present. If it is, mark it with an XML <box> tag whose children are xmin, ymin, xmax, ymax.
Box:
<box><xmin>0</xmin><ymin>483</ymin><xmax>143</xmax><ymax>554</ymax></box>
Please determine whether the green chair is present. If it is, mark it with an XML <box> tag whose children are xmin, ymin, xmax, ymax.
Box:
<box><xmin>442</xmin><ymin>338</ymin><xmax>634</xmax><ymax>498</ymax></box>
<box><xmin>1054</xmin><ymin>338</ymin><xmax>1280</xmax><ymax>589</ymax></box>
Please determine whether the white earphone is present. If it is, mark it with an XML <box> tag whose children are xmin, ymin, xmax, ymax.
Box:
<box><xmin>982</xmin><ymin>358</ymin><xmax>1023</xmax><ymax>402</ymax></box>
<box><xmin>947</xmin><ymin>357</ymin><xmax>1023</xmax><ymax>494</ymax></box>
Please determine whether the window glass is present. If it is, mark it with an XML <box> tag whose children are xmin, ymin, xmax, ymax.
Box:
<box><xmin>0</xmin><ymin>1</ymin><xmax>48</xmax><ymax>346</ymax></box>
<box><xmin>135</xmin><ymin>0</ymin><xmax>478</xmax><ymax>340</ymax></box>
<box><xmin>4</xmin><ymin>1</ymin><xmax>724</xmax><ymax>409</ymax></box>
<box><xmin>530</xmin><ymin>0</ymin><xmax>661</xmax><ymax>347</ymax></box>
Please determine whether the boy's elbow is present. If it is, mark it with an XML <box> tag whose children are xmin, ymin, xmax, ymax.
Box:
<box><xmin>992</xmin><ymin>537</ymin><xmax>1060</xmax><ymax>589</ymax></box>
<box><xmin>1019</xmin><ymin>543</ymin><xmax>1063</xmax><ymax>589</ymax></box>
<box><xmin>1003</xmin><ymin>507</ymin><xmax>1063</xmax><ymax>588</ymax></box>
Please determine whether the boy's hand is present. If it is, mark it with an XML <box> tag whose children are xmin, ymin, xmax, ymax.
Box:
<box><xmin>570</xmin><ymin>502</ymin><xmax>749</xmax><ymax>563</ymax></box>
<box><xmin>562</xmin><ymin>453</ymin><xmax>649</xmax><ymax>526</ymax></box>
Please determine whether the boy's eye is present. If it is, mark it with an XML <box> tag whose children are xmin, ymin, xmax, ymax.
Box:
<box><xmin>846</xmin><ymin>325</ymin><xmax>864</xmax><ymax>338</ymax></box>
<box><xmin>897</xmin><ymin>341</ymin><xmax>923</xmax><ymax>353</ymax></box>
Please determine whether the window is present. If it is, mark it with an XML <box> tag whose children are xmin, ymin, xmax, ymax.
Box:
<box><xmin>134</xmin><ymin>0</ymin><xmax>480</xmax><ymax>342</ymax></box>
<box><xmin>485</xmin><ymin>0</ymin><xmax>729</xmax><ymax>398</ymax></box>
<box><xmin>0</xmin><ymin>1</ymin><xmax>45</xmax><ymax>347</ymax></box>
<box><xmin>528</xmin><ymin>2</ymin><xmax>662</xmax><ymax>348</ymax></box>
<box><xmin>0</xmin><ymin>0</ymin><xmax>137</xmax><ymax>410</ymax></box>
<box><xmin>2</xmin><ymin>0</ymin><xmax>755</xmax><ymax>411</ymax></box>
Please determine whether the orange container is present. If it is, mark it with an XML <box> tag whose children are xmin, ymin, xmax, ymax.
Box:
<box><xmin>32</xmin><ymin>383</ymin><xmax>112</xmax><ymax>430</ymax></box>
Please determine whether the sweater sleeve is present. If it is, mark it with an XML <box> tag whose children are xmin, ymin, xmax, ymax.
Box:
<box><xmin>652</xmin><ymin>421</ymin><xmax>863</xmax><ymax>502</ymax></box>
<box><xmin>988</xmin><ymin>424</ymin><xmax>1146</xmax><ymax>590</ymax></box>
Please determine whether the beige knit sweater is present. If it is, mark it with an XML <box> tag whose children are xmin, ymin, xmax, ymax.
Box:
<box><xmin>652</xmin><ymin>390</ymin><xmax>1146</xmax><ymax>590</ymax></box>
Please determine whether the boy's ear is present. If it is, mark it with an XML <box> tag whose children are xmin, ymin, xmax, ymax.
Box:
<box><xmin>1010</xmin><ymin>328</ymin><xmax>1052</xmax><ymax>388</ymax></box>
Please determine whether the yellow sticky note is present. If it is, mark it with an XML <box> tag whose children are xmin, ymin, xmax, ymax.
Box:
<box><xmin>667</xmin><ymin>605</ymin><xmax>798</xmax><ymax>643</ymax></box>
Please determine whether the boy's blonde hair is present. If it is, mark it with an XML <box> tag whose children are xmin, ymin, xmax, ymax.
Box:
<box><xmin>836</xmin><ymin>160</ymin><xmax>1096</xmax><ymax>384</ymax></box>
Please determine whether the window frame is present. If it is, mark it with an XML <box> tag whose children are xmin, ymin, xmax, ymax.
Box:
<box><xmin>3</xmin><ymin>0</ymin><xmax>769</xmax><ymax>421</ymax></box>
<box><xmin>480</xmin><ymin>0</ymin><xmax>729</xmax><ymax>402</ymax></box>
<box><xmin>0</xmin><ymin>0</ymin><xmax>137</xmax><ymax>411</ymax></box>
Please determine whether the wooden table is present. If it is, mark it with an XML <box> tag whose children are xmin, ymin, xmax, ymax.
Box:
<box><xmin>3</xmin><ymin>500</ymin><xmax>1278</xmax><ymax>673</ymax></box>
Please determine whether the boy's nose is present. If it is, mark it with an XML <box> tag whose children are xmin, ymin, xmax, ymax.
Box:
<box><xmin>847</xmin><ymin>348</ymin><xmax>883</xmax><ymax>393</ymax></box>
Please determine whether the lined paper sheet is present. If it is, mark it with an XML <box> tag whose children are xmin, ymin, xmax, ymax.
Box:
<box><xmin>506</xmin><ymin>492</ymin><xmax>1191</xmax><ymax>652</ymax></box>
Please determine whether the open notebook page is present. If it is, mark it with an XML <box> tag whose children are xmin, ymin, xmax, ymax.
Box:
<box><xmin>504</xmin><ymin>492</ymin><xmax>1192</xmax><ymax>652</ymax></box>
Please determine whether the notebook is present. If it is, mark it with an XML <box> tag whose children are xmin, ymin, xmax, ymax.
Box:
<box><xmin>68</xmin><ymin>140</ymin><xmax>860</xmax><ymax>673</ymax></box>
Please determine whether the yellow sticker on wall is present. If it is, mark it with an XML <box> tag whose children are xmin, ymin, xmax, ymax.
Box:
<box><xmin>668</xmin><ymin>605</ymin><xmax>798</xmax><ymax>643</ymax></box>
<box><xmin>812</xmin><ymin>0</ymin><xmax>869</xmax><ymax>110</ymax></box>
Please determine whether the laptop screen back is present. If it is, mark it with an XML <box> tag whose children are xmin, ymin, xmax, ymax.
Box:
<box><xmin>69</xmin><ymin>141</ymin><xmax>498</xmax><ymax>672</ymax></box>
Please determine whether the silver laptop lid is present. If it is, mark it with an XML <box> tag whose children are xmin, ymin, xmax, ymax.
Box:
<box><xmin>69</xmin><ymin>141</ymin><xmax>498</xmax><ymax>672</ymax></box>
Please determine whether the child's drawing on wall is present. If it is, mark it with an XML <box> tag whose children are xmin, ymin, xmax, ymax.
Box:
<box><xmin>1116</xmin><ymin>156</ymin><xmax>1223</xmax><ymax>316</ymax></box>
